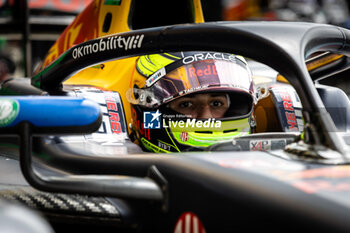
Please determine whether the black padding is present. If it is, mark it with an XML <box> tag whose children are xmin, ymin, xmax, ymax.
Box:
<box><xmin>316</xmin><ymin>84</ymin><xmax>350</xmax><ymax>132</ymax></box>
<box><xmin>130</xmin><ymin>0</ymin><xmax>193</xmax><ymax>29</ymax></box>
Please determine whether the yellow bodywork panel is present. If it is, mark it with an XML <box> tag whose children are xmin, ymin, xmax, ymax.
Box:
<box><xmin>276</xmin><ymin>53</ymin><xmax>344</xmax><ymax>84</ymax></box>
<box><xmin>65</xmin><ymin>57</ymin><xmax>138</xmax><ymax>129</ymax></box>
<box><xmin>38</xmin><ymin>0</ymin><xmax>204</xmax><ymax>71</ymax></box>
<box><xmin>40</xmin><ymin>0</ymin><xmax>205</xmax><ymax>134</ymax></box>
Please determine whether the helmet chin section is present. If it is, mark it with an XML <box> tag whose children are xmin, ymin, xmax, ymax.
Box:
<box><xmin>169</xmin><ymin>117</ymin><xmax>251</xmax><ymax>148</ymax></box>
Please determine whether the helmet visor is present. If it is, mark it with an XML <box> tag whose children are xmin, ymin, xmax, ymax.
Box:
<box><xmin>156</xmin><ymin>59</ymin><xmax>253</xmax><ymax>102</ymax></box>
<box><xmin>132</xmin><ymin>59</ymin><xmax>254</xmax><ymax>108</ymax></box>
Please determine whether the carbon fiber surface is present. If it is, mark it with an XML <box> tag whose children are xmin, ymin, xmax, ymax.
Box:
<box><xmin>0</xmin><ymin>185</ymin><xmax>120</xmax><ymax>220</ymax></box>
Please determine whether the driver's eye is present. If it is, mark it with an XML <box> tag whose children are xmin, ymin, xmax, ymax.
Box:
<box><xmin>179</xmin><ymin>101</ymin><xmax>193</xmax><ymax>108</ymax></box>
<box><xmin>210</xmin><ymin>101</ymin><xmax>223</xmax><ymax>107</ymax></box>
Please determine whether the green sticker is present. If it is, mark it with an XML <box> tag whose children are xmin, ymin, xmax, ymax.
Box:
<box><xmin>0</xmin><ymin>99</ymin><xmax>19</xmax><ymax>127</ymax></box>
<box><xmin>104</xmin><ymin>0</ymin><xmax>121</xmax><ymax>5</ymax></box>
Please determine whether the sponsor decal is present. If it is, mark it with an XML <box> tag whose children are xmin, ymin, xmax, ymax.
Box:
<box><xmin>180</xmin><ymin>132</ymin><xmax>189</xmax><ymax>142</ymax></box>
<box><xmin>146</xmin><ymin>67</ymin><xmax>166</xmax><ymax>87</ymax></box>
<box><xmin>292</xmin><ymin>180</ymin><xmax>350</xmax><ymax>194</ymax></box>
<box><xmin>178</xmin><ymin>85</ymin><xmax>209</xmax><ymax>97</ymax></box>
<box><xmin>132</xmin><ymin>108</ymin><xmax>151</xmax><ymax>140</ymax></box>
<box><xmin>72</xmin><ymin>34</ymin><xmax>144</xmax><ymax>59</ymax></box>
<box><xmin>105</xmin><ymin>95</ymin><xmax>123</xmax><ymax>134</ymax></box>
<box><xmin>73</xmin><ymin>88</ymin><xmax>127</xmax><ymax>137</ymax></box>
<box><xmin>143</xmin><ymin>110</ymin><xmax>162</xmax><ymax>129</ymax></box>
<box><xmin>187</xmin><ymin>64</ymin><xmax>217</xmax><ymax>78</ymax></box>
<box><xmin>285</xmin><ymin>166</ymin><xmax>350</xmax><ymax>194</ymax></box>
<box><xmin>0</xmin><ymin>99</ymin><xmax>19</xmax><ymax>127</ymax></box>
<box><xmin>250</xmin><ymin>140</ymin><xmax>271</xmax><ymax>151</ymax></box>
<box><xmin>173</xmin><ymin>212</ymin><xmax>206</xmax><ymax>233</ymax></box>
<box><xmin>271</xmin><ymin>85</ymin><xmax>303</xmax><ymax>132</ymax></box>
<box><xmin>280</xmin><ymin>90</ymin><xmax>298</xmax><ymax>131</ymax></box>
<box><xmin>288</xmin><ymin>166</ymin><xmax>350</xmax><ymax>179</ymax></box>
<box><xmin>158</xmin><ymin>141</ymin><xmax>173</xmax><ymax>151</ymax></box>
<box><xmin>182</xmin><ymin>52</ymin><xmax>236</xmax><ymax>65</ymax></box>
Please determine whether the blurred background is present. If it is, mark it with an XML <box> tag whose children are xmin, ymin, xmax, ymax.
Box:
<box><xmin>1</xmin><ymin>0</ymin><xmax>350</xmax><ymax>79</ymax></box>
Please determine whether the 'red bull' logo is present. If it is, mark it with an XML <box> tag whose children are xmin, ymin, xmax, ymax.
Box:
<box><xmin>187</xmin><ymin>64</ymin><xmax>218</xmax><ymax>78</ymax></box>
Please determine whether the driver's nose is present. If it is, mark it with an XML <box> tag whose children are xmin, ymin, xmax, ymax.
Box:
<box><xmin>196</xmin><ymin>105</ymin><xmax>213</xmax><ymax>119</ymax></box>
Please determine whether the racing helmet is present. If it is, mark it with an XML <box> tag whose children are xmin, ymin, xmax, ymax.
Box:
<box><xmin>128</xmin><ymin>52</ymin><xmax>256</xmax><ymax>153</ymax></box>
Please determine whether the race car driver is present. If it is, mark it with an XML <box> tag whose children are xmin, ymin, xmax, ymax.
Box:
<box><xmin>128</xmin><ymin>52</ymin><xmax>256</xmax><ymax>153</ymax></box>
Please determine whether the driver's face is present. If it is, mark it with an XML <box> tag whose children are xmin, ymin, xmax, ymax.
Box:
<box><xmin>169</xmin><ymin>93</ymin><xmax>229</xmax><ymax>119</ymax></box>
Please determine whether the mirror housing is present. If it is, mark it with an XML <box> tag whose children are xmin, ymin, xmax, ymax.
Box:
<box><xmin>0</xmin><ymin>96</ymin><xmax>166</xmax><ymax>205</ymax></box>
<box><xmin>0</xmin><ymin>96</ymin><xmax>102</xmax><ymax>134</ymax></box>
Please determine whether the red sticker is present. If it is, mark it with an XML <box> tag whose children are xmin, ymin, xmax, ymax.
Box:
<box><xmin>173</xmin><ymin>212</ymin><xmax>206</xmax><ymax>233</ymax></box>
<box><xmin>106</xmin><ymin>97</ymin><xmax>122</xmax><ymax>134</ymax></box>
<box><xmin>180</xmin><ymin>132</ymin><xmax>189</xmax><ymax>142</ymax></box>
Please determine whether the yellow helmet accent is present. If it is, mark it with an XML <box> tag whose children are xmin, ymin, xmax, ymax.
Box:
<box><xmin>136</xmin><ymin>53</ymin><xmax>181</xmax><ymax>77</ymax></box>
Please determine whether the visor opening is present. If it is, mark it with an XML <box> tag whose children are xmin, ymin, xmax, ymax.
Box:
<box><xmin>223</xmin><ymin>129</ymin><xmax>238</xmax><ymax>133</ymax></box>
<box><xmin>194</xmin><ymin>131</ymin><xmax>213</xmax><ymax>134</ymax></box>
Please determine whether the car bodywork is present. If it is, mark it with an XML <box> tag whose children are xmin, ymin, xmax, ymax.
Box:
<box><xmin>1</xmin><ymin>1</ymin><xmax>350</xmax><ymax>233</ymax></box>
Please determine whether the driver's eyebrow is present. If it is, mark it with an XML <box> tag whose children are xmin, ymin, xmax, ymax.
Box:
<box><xmin>181</xmin><ymin>94</ymin><xmax>196</xmax><ymax>99</ymax></box>
<box><xmin>209</xmin><ymin>93</ymin><xmax>227</xmax><ymax>97</ymax></box>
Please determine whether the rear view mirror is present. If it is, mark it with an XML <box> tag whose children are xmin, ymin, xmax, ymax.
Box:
<box><xmin>0</xmin><ymin>96</ymin><xmax>101</xmax><ymax>134</ymax></box>
<box><xmin>0</xmin><ymin>96</ymin><xmax>165</xmax><ymax>203</ymax></box>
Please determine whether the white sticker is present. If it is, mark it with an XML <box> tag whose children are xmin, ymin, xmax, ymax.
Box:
<box><xmin>250</xmin><ymin>140</ymin><xmax>271</xmax><ymax>151</ymax></box>
<box><xmin>146</xmin><ymin>67</ymin><xmax>166</xmax><ymax>87</ymax></box>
